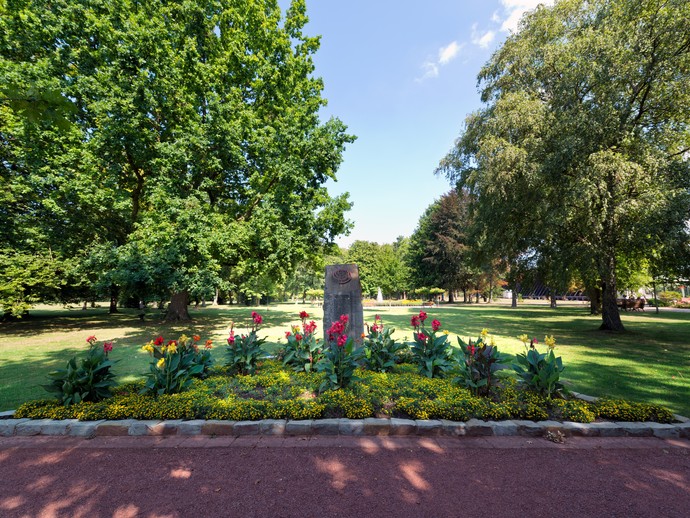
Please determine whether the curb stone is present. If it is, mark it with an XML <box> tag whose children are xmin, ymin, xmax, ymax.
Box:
<box><xmin>0</xmin><ymin>417</ymin><xmax>687</xmax><ymax>439</ymax></box>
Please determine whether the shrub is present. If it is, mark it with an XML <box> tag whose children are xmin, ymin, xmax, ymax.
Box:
<box><xmin>409</xmin><ymin>312</ymin><xmax>454</xmax><ymax>378</ymax></box>
<box><xmin>43</xmin><ymin>336</ymin><xmax>117</xmax><ymax>406</ymax></box>
<box><xmin>658</xmin><ymin>291</ymin><xmax>683</xmax><ymax>305</ymax></box>
<box><xmin>454</xmin><ymin>329</ymin><xmax>508</xmax><ymax>396</ymax></box>
<box><xmin>320</xmin><ymin>389</ymin><xmax>374</xmax><ymax>419</ymax></box>
<box><xmin>225</xmin><ymin>312</ymin><xmax>267</xmax><ymax>375</ymax></box>
<box><xmin>594</xmin><ymin>398</ymin><xmax>675</xmax><ymax>423</ymax></box>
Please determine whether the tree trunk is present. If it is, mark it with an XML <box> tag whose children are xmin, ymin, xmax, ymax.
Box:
<box><xmin>462</xmin><ymin>289</ymin><xmax>467</xmax><ymax>303</ymax></box>
<box><xmin>166</xmin><ymin>290</ymin><xmax>191</xmax><ymax>321</ymax></box>
<box><xmin>587</xmin><ymin>285</ymin><xmax>601</xmax><ymax>315</ymax></box>
<box><xmin>109</xmin><ymin>284</ymin><xmax>119</xmax><ymax>314</ymax></box>
<box><xmin>550</xmin><ymin>293</ymin><xmax>557</xmax><ymax>309</ymax></box>
<box><xmin>448</xmin><ymin>288</ymin><xmax>454</xmax><ymax>303</ymax></box>
<box><xmin>488</xmin><ymin>275</ymin><xmax>493</xmax><ymax>303</ymax></box>
<box><xmin>599</xmin><ymin>257</ymin><xmax>624</xmax><ymax>331</ymax></box>
<box><xmin>511</xmin><ymin>282</ymin><xmax>520</xmax><ymax>308</ymax></box>
<box><xmin>475</xmin><ymin>290</ymin><xmax>480</xmax><ymax>304</ymax></box>
<box><xmin>213</xmin><ymin>288</ymin><xmax>219</xmax><ymax>306</ymax></box>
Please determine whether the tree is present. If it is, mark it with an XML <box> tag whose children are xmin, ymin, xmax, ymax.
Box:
<box><xmin>438</xmin><ymin>0</ymin><xmax>690</xmax><ymax>331</ymax></box>
<box><xmin>1</xmin><ymin>0</ymin><xmax>354</xmax><ymax>320</ymax></box>
<box><xmin>407</xmin><ymin>190</ymin><xmax>477</xmax><ymax>302</ymax></box>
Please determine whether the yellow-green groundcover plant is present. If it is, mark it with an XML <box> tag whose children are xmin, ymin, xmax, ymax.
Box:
<box><xmin>16</xmin><ymin>360</ymin><xmax>675</xmax><ymax>424</ymax></box>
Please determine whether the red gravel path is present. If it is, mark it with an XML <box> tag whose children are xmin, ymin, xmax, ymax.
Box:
<box><xmin>1</xmin><ymin>435</ymin><xmax>689</xmax><ymax>518</ymax></box>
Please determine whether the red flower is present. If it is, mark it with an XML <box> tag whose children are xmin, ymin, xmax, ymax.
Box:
<box><xmin>419</xmin><ymin>311</ymin><xmax>428</xmax><ymax>322</ymax></box>
<box><xmin>295</xmin><ymin>333</ymin><xmax>303</xmax><ymax>341</ymax></box>
<box><xmin>328</xmin><ymin>321</ymin><xmax>345</xmax><ymax>336</ymax></box>
<box><xmin>227</xmin><ymin>333</ymin><xmax>235</xmax><ymax>345</ymax></box>
<box><xmin>251</xmin><ymin>311</ymin><xmax>258</xmax><ymax>318</ymax></box>
<box><xmin>86</xmin><ymin>335</ymin><xmax>97</xmax><ymax>343</ymax></box>
<box><xmin>154</xmin><ymin>336</ymin><xmax>164</xmax><ymax>346</ymax></box>
<box><xmin>340</xmin><ymin>314</ymin><xmax>349</xmax><ymax>324</ymax></box>
<box><xmin>167</xmin><ymin>340</ymin><xmax>177</xmax><ymax>346</ymax></box>
<box><xmin>304</xmin><ymin>321</ymin><xmax>317</xmax><ymax>334</ymax></box>
<box><xmin>431</xmin><ymin>319</ymin><xmax>441</xmax><ymax>332</ymax></box>
<box><xmin>285</xmin><ymin>331</ymin><xmax>291</xmax><ymax>338</ymax></box>
<box><xmin>418</xmin><ymin>332</ymin><xmax>427</xmax><ymax>341</ymax></box>
<box><xmin>374</xmin><ymin>314</ymin><xmax>381</xmax><ymax>322</ymax></box>
<box><xmin>253</xmin><ymin>313</ymin><xmax>263</xmax><ymax>325</ymax></box>
<box><xmin>103</xmin><ymin>342</ymin><xmax>113</xmax><ymax>353</ymax></box>
<box><xmin>337</xmin><ymin>335</ymin><xmax>347</xmax><ymax>347</ymax></box>
<box><xmin>299</xmin><ymin>311</ymin><xmax>309</xmax><ymax>319</ymax></box>
<box><xmin>411</xmin><ymin>315</ymin><xmax>420</xmax><ymax>327</ymax></box>
<box><xmin>371</xmin><ymin>324</ymin><xmax>379</xmax><ymax>333</ymax></box>
<box><xmin>469</xmin><ymin>345</ymin><xmax>476</xmax><ymax>355</ymax></box>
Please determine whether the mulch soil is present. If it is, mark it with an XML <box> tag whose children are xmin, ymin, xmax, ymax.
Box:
<box><xmin>1</xmin><ymin>435</ymin><xmax>689</xmax><ymax>518</ymax></box>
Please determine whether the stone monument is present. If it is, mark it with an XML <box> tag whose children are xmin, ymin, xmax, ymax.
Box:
<box><xmin>323</xmin><ymin>264</ymin><xmax>364</xmax><ymax>343</ymax></box>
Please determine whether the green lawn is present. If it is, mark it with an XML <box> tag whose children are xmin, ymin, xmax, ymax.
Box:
<box><xmin>1</xmin><ymin>302</ymin><xmax>688</xmax><ymax>416</ymax></box>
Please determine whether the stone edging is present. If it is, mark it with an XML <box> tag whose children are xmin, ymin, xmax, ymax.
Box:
<box><xmin>3</xmin><ymin>392</ymin><xmax>689</xmax><ymax>440</ymax></box>
<box><xmin>1</xmin><ymin>416</ymin><xmax>689</xmax><ymax>440</ymax></box>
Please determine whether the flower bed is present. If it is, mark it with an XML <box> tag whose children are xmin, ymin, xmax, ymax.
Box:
<box><xmin>15</xmin><ymin>359</ymin><xmax>676</xmax><ymax>424</ymax></box>
<box><xmin>15</xmin><ymin>310</ymin><xmax>679</xmax><ymax>426</ymax></box>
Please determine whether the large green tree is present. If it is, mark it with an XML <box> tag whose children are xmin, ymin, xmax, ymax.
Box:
<box><xmin>407</xmin><ymin>190</ymin><xmax>477</xmax><ymax>302</ymax></box>
<box><xmin>1</xmin><ymin>0</ymin><xmax>354</xmax><ymax>319</ymax></box>
<box><xmin>438</xmin><ymin>0</ymin><xmax>690</xmax><ymax>330</ymax></box>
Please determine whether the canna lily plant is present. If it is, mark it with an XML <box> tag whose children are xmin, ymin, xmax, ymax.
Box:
<box><xmin>283</xmin><ymin>311</ymin><xmax>323</xmax><ymax>373</ymax></box>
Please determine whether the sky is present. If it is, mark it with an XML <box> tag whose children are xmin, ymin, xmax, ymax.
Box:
<box><xmin>280</xmin><ymin>0</ymin><xmax>553</xmax><ymax>247</ymax></box>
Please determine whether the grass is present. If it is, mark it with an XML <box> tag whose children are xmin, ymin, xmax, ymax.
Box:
<box><xmin>1</xmin><ymin>301</ymin><xmax>688</xmax><ymax>416</ymax></box>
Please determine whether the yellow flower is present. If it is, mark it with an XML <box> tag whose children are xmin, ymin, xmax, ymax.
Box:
<box><xmin>157</xmin><ymin>358</ymin><xmax>165</xmax><ymax>369</ymax></box>
<box><xmin>518</xmin><ymin>334</ymin><xmax>529</xmax><ymax>345</ymax></box>
<box><xmin>141</xmin><ymin>344</ymin><xmax>154</xmax><ymax>354</ymax></box>
<box><xmin>443</xmin><ymin>330</ymin><xmax>450</xmax><ymax>335</ymax></box>
<box><xmin>167</xmin><ymin>343</ymin><xmax>178</xmax><ymax>354</ymax></box>
<box><xmin>490</xmin><ymin>336</ymin><xmax>496</xmax><ymax>346</ymax></box>
<box><xmin>179</xmin><ymin>334</ymin><xmax>189</xmax><ymax>346</ymax></box>
<box><xmin>545</xmin><ymin>335</ymin><xmax>556</xmax><ymax>349</ymax></box>
<box><xmin>480</xmin><ymin>328</ymin><xmax>489</xmax><ymax>338</ymax></box>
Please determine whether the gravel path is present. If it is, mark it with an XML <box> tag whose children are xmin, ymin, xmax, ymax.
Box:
<box><xmin>1</xmin><ymin>436</ymin><xmax>689</xmax><ymax>517</ymax></box>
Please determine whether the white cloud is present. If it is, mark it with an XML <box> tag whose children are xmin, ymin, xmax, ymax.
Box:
<box><xmin>438</xmin><ymin>41</ymin><xmax>461</xmax><ymax>65</ymax></box>
<box><xmin>417</xmin><ymin>41</ymin><xmax>464</xmax><ymax>81</ymax></box>
<box><xmin>419</xmin><ymin>61</ymin><xmax>439</xmax><ymax>81</ymax></box>
<box><xmin>498</xmin><ymin>0</ymin><xmax>555</xmax><ymax>33</ymax></box>
<box><xmin>471</xmin><ymin>24</ymin><xmax>496</xmax><ymax>49</ymax></box>
<box><xmin>491</xmin><ymin>11</ymin><xmax>501</xmax><ymax>24</ymax></box>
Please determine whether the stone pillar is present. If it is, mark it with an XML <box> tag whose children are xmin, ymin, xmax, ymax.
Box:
<box><xmin>323</xmin><ymin>264</ymin><xmax>364</xmax><ymax>344</ymax></box>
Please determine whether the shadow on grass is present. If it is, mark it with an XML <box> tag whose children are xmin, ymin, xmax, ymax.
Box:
<box><xmin>2</xmin><ymin>303</ymin><xmax>688</xmax><ymax>415</ymax></box>
<box><xmin>0</xmin><ymin>305</ymin><xmax>303</xmax><ymax>410</ymax></box>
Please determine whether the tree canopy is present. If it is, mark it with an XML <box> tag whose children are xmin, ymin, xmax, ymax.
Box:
<box><xmin>438</xmin><ymin>0</ymin><xmax>690</xmax><ymax>330</ymax></box>
<box><xmin>1</xmin><ymin>0</ymin><xmax>354</xmax><ymax>319</ymax></box>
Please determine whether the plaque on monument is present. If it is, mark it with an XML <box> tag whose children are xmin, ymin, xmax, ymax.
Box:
<box><xmin>323</xmin><ymin>264</ymin><xmax>364</xmax><ymax>343</ymax></box>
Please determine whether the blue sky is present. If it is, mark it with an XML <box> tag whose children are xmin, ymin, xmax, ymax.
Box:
<box><xmin>282</xmin><ymin>1</ymin><xmax>551</xmax><ymax>247</ymax></box>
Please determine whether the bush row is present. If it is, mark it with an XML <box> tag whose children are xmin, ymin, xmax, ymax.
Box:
<box><xmin>15</xmin><ymin>365</ymin><xmax>675</xmax><ymax>423</ymax></box>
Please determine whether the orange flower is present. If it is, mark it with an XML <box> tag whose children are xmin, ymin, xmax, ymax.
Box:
<box><xmin>205</xmin><ymin>339</ymin><xmax>213</xmax><ymax>349</ymax></box>
<box><xmin>193</xmin><ymin>335</ymin><xmax>201</xmax><ymax>342</ymax></box>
